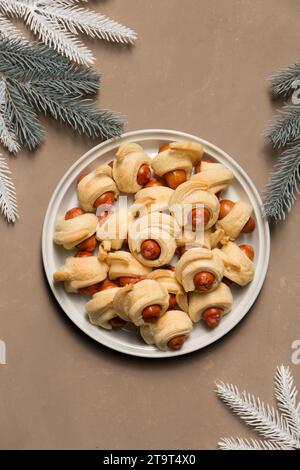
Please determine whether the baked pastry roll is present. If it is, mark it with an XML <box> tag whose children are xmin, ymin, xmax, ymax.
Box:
<box><xmin>85</xmin><ymin>287</ymin><xmax>121</xmax><ymax>330</ymax></box>
<box><xmin>151</xmin><ymin>141</ymin><xmax>203</xmax><ymax>182</ymax></box>
<box><xmin>176</xmin><ymin>229</ymin><xmax>211</xmax><ymax>253</ymax></box>
<box><xmin>53</xmin><ymin>255</ymin><xmax>108</xmax><ymax>293</ymax></box>
<box><xmin>213</xmin><ymin>242</ymin><xmax>254</xmax><ymax>286</ymax></box>
<box><xmin>131</xmin><ymin>186</ymin><xmax>173</xmax><ymax>217</ymax></box>
<box><xmin>140</xmin><ymin>310</ymin><xmax>193</xmax><ymax>351</ymax></box>
<box><xmin>191</xmin><ymin>161</ymin><xmax>234</xmax><ymax>194</ymax></box>
<box><xmin>189</xmin><ymin>282</ymin><xmax>233</xmax><ymax>328</ymax></box>
<box><xmin>175</xmin><ymin>247</ymin><xmax>224</xmax><ymax>293</ymax></box>
<box><xmin>147</xmin><ymin>269</ymin><xmax>188</xmax><ymax>312</ymax></box>
<box><xmin>106</xmin><ymin>251</ymin><xmax>151</xmax><ymax>283</ymax></box>
<box><xmin>216</xmin><ymin>200</ymin><xmax>253</xmax><ymax>241</ymax></box>
<box><xmin>113</xmin><ymin>143</ymin><xmax>152</xmax><ymax>193</ymax></box>
<box><xmin>169</xmin><ymin>181</ymin><xmax>220</xmax><ymax>230</ymax></box>
<box><xmin>77</xmin><ymin>164</ymin><xmax>119</xmax><ymax>212</ymax></box>
<box><xmin>96</xmin><ymin>208</ymin><xmax>133</xmax><ymax>252</ymax></box>
<box><xmin>113</xmin><ymin>279</ymin><xmax>169</xmax><ymax>326</ymax></box>
<box><xmin>128</xmin><ymin>212</ymin><xmax>181</xmax><ymax>267</ymax></box>
<box><xmin>53</xmin><ymin>213</ymin><xmax>98</xmax><ymax>250</ymax></box>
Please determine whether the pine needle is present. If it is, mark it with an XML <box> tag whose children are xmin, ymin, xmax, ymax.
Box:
<box><xmin>270</xmin><ymin>60</ymin><xmax>300</xmax><ymax>98</ymax></box>
<box><xmin>218</xmin><ymin>437</ymin><xmax>283</xmax><ymax>451</ymax></box>
<box><xmin>265</xmin><ymin>105</ymin><xmax>300</xmax><ymax>148</ymax></box>
<box><xmin>0</xmin><ymin>155</ymin><xmax>18</xmax><ymax>223</ymax></box>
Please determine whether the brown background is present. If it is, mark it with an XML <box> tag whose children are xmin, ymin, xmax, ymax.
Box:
<box><xmin>1</xmin><ymin>0</ymin><xmax>300</xmax><ymax>450</ymax></box>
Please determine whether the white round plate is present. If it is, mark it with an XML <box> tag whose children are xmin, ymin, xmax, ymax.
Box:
<box><xmin>42</xmin><ymin>129</ymin><xmax>270</xmax><ymax>358</ymax></box>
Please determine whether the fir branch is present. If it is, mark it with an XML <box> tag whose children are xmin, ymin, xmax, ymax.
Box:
<box><xmin>265</xmin><ymin>104</ymin><xmax>300</xmax><ymax>148</ymax></box>
<box><xmin>218</xmin><ymin>437</ymin><xmax>283</xmax><ymax>451</ymax></box>
<box><xmin>0</xmin><ymin>80</ymin><xmax>20</xmax><ymax>153</ymax></box>
<box><xmin>216</xmin><ymin>382</ymin><xmax>299</xmax><ymax>449</ymax></box>
<box><xmin>24</xmin><ymin>9</ymin><xmax>94</xmax><ymax>66</ymax></box>
<box><xmin>0</xmin><ymin>155</ymin><xmax>18</xmax><ymax>223</ymax></box>
<box><xmin>270</xmin><ymin>60</ymin><xmax>300</xmax><ymax>98</ymax></box>
<box><xmin>12</xmin><ymin>79</ymin><xmax>124</xmax><ymax>140</ymax></box>
<box><xmin>0</xmin><ymin>13</ymin><xmax>23</xmax><ymax>40</ymax></box>
<box><xmin>275</xmin><ymin>366</ymin><xmax>300</xmax><ymax>439</ymax></box>
<box><xmin>263</xmin><ymin>141</ymin><xmax>300</xmax><ymax>221</ymax></box>
<box><xmin>41</xmin><ymin>0</ymin><xmax>137</xmax><ymax>44</ymax></box>
<box><xmin>4</xmin><ymin>79</ymin><xmax>44</xmax><ymax>150</ymax></box>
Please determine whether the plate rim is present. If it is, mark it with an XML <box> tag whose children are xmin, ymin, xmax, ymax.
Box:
<box><xmin>42</xmin><ymin>128</ymin><xmax>270</xmax><ymax>358</ymax></box>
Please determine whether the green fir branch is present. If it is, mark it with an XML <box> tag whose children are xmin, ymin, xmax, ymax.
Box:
<box><xmin>265</xmin><ymin>105</ymin><xmax>300</xmax><ymax>148</ymax></box>
<box><xmin>263</xmin><ymin>141</ymin><xmax>300</xmax><ymax>221</ymax></box>
<box><xmin>270</xmin><ymin>60</ymin><xmax>300</xmax><ymax>98</ymax></box>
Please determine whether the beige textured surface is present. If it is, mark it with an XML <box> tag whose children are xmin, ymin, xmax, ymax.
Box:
<box><xmin>1</xmin><ymin>0</ymin><xmax>300</xmax><ymax>450</ymax></box>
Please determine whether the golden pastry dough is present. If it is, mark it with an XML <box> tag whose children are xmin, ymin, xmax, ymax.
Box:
<box><xmin>216</xmin><ymin>200</ymin><xmax>253</xmax><ymax>241</ymax></box>
<box><xmin>53</xmin><ymin>213</ymin><xmax>98</xmax><ymax>250</ymax></box>
<box><xmin>177</xmin><ymin>228</ymin><xmax>211</xmax><ymax>250</ymax></box>
<box><xmin>151</xmin><ymin>141</ymin><xmax>203</xmax><ymax>179</ymax></box>
<box><xmin>147</xmin><ymin>269</ymin><xmax>188</xmax><ymax>312</ymax></box>
<box><xmin>191</xmin><ymin>161</ymin><xmax>234</xmax><ymax>194</ymax></box>
<box><xmin>96</xmin><ymin>208</ymin><xmax>133</xmax><ymax>252</ymax></box>
<box><xmin>113</xmin><ymin>279</ymin><xmax>169</xmax><ymax>326</ymax></box>
<box><xmin>85</xmin><ymin>287</ymin><xmax>121</xmax><ymax>330</ymax></box>
<box><xmin>113</xmin><ymin>143</ymin><xmax>152</xmax><ymax>193</ymax></box>
<box><xmin>189</xmin><ymin>282</ymin><xmax>233</xmax><ymax>323</ymax></box>
<box><xmin>131</xmin><ymin>186</ymin><xmax>174</xmax><ymax>216</ymax></box>
<box><xmin>213</xmin><ymin>242</ymin><xmax>254</xmax><ymax>286</ymax></box>
<box><xmin>53</xmin><ymin>255</ymin><xmax>108</xmax><ymax>293</ymax></box>
<box><xmin>169</xmin><ymin>181</ymin><xmax>220</xmax><ymax>230</ymax></box>
<box><xmin>175</xmin><ymin>247</ymin><xmax>224</xmax><ymax>293</ymax></box>
<box><xmin>140</xmin><ymin>310</ymin><xmax>193</xmax><ymax>351</ymax></box>
<box><xmin>77</xmin><ymin>164</ymin><xmax>119</xmax><ymax>212</ymax></box>
<box><xmin>106</xmin><ymin>251</ymin><xmax>152</xmax><ymax>280</ymax></box>
<box><xmin>128</xmin><ymin>212</ymin><xmax>181</xmax><ymax>267</ymax></box>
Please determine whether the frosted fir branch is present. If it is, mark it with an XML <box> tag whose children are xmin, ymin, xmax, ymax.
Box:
<box><xmin>270</xmin><ymin>60</ymin><xmax>300</xmax><ymax>98</ymax></box>
<box><xmin>265</xmin><ymin>104</ymin><xmax>300</xmax><ymax>148</ymax></box>
<box><xmin>0</xmin><ymin>0</ymin><xmax>137</xmax><ymax>64</ymax></box>
<box><xmin>0</xmin><ymin>13</ymin><xmax>24</xmax><ymax>40</ymax></box>
<box><xmin>0</xmin><ymin>80</ymin><xmax>20</xmax><ymax>154</ymax></box>
<box><xmin>24</xmin><ymin>9</ymin><xmax>94</xmax><ymax>66</ymax></box>
<box><xmin>275</xmin><ymin>366</ymin><xmax>300</xmax><ymax>439</ymax></box>
<box><xmin>263</xmin><ymin>141</ymin><xmax>300</xmax><ymax>221</ymax></box>
<box><xmin>0</xmin><ymin>155</ymin><xmax>18</xmax><ymax>223</ymax></box>
<box><xmin>216</xmin><ymin>382</ymin><xmax>299</xmax><ymax>449</ymax></box>
<box><xmin>42</xmin><ymin>0</ymin><xmax>137</xmax><ymax>44</ymax></box>
<box><xmin>218</xmin><ymin>437</ymin><xmax>284</xmax><ymax>451</ymax></box>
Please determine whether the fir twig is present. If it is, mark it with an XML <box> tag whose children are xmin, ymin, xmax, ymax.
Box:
<box><xmin>263</xmin><ymin>141</ymin><xmax>300</xmax><ymax>221</ymax></box>
<box><xmin>265</xmin><ymin>105</ymin><xmax>300</xmax><ymax>148</ymax></box>
<box><xmin>275</xmin><ymin>366</ymin><xmax>300</xmax><ymax>439</ymax></box>
<box><xmin>0</xmin><ymin>79</ymin><xmax>20</xmax><ymax>153</ymax></box>
<box><xmin>0</xmin><ymin>155</ymin><xmax>18</xmax><ymax>223</ymax></box>
<box><xmin>270</xmin><ymin>60</ymin><xmax>300</xmax><ymax>98</ymax></box>
<box><xmin>218</xmin><ymin>437</ymin><xmax>283</xmax><ymax>451</ymax></box>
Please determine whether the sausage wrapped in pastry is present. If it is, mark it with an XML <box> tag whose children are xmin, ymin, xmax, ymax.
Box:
<box><xmin>96</xmin><ymin>208</ymin><xmax>133</xmax><ymax>252</ymax></box>
<box><xmin>175</xmin><ymin>247</ymin><xmax>224</xmax><ymax>293</ymax></box>
<box><xmin>169</xmin><ymin>180</ymin><xmax>220</xmax><ymax>230</ymax></box>
<box><xmin>191</xmin><ymin>161</ymin><xmax>234</xmax><ymax>194</ymax></box>
<box><xmin>147</xmin><ymin>269</ymin><xmax>188</xmax><ymax>312</ymax></box>
<box><xmin>128</xmin><ymin>212</ymin><xmax>181</xmax><ymax>267</ymax></box>
<box><xmin>189</xmin><ymin>282</ymin><xmax>233</xmax><ymax>328</ymax></box>
<box><xmin>140</xmin><ymin>310</ymin><xmax>193</xmax><ymax>351</ymax></box>
<box><xmin>113</xmin><ymin>279</ymin><xmax>169</xmax><ymax>326</ymax></box>
<box><xmin>131</xmin><ymin>186</ymin><xmax>173</xmax><ymax>217</ymax></box>
<box><xmin>216</xmin><ymin>199</ymin><xmax>255</xmax><ymax>240</ymax></box>
<box><xmin>151</xmin><ymin>141</ymin><xmax>203</xmax><ymax>189</ymax></box>
<box><xmin>77</xmin><ymin>164</ymin><xmax>119</xmax><ymax>212</ymax></box>
<box><xmin>106</xmin><ymin>250</ymin><xmax>152</xmax><ymax>286</ymax></box>
<box><xmin>113</xmin><ymin>143</ymin><xmax>152</xmax><ymax>193</ymax></box>
<box><xmin>213</xmin><ymin>241</ymin><xmax>254</xmax><ymax>286</ymax></box>
<box><xmin>86</xmin><ymin>285</ymin><xmax>125</xmax><ymax>330</ymax></box>
<box><xmin>53</xmin><ymin>255</ymin><xmax>108</xmax><ymax>294</ymax></box>
<box><xmin>53</xmin><ymin>213</ymin><xmax>98</xmax><ymax>250</ymax></box>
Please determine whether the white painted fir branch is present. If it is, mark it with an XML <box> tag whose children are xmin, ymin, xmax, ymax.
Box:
<box><xmin>216</xmin><ymin>366</ymin><xmax>300</xmax><ymax>450</ymax></box>
<box><xmin>0</xmin><ymin>155</ymin><xmax>18</xmax><ymax>223</ymax></box>
<box><xmin>0</xmin><ymin>79</ymin><xmax>20</xmax><ymax>154</ymax></box>
<box><xmin>0</xmin><ymin>0</ymin><xmax>137</xmax><ymax>65</ymax></box>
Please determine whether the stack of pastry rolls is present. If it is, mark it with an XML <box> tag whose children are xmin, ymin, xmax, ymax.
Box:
<box><xmin>52</xmin><ymin>140</ymin><xmax>256</xmax><ymax>352</ymax></box>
